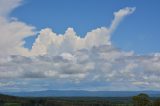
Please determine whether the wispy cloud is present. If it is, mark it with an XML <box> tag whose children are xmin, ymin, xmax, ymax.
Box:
<box><xmin>109</xmin><ymin>7</ymin><xmax>136</xmax><ymax>34</ymax></box>
<box><xmin>0</xmin><ymin>0</ymin><xmax>35</xmax><ymax>58</ymax></box>
<box><xmin>0</xmin><ymin>0</ymin><xmax>22</xmax><ymax>16</ymax></box>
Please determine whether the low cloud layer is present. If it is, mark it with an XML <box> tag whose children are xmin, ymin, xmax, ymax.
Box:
<box><xmin>0</xmin><ymin>0</ymin><xmax>160</xmax><ymax>91</ymax></box>
<box><xmin>1</xmin><ymin>45</ymin><xmax>160</xmax><ymax>90</ymax></box>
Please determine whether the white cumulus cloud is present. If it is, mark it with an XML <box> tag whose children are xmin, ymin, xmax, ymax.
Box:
<box><xmin>19</xmin><ymin>7</ymin><xmax>135</xmax><ymax>56</ymax></box>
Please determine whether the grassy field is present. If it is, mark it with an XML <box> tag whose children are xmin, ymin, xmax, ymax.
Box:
<box><xmin>4</xmin><ymin>103</ymin><xmax>21</xmax><ymax>106</ymax></box>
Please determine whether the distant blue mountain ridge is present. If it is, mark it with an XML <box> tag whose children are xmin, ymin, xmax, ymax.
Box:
<box><xmin>2</xmin><ymin>90</ymin><xmax>160</xmax><ymax>97</ymax></box>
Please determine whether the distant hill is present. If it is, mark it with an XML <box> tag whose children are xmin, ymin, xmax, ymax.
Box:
<box><xmin>3</xmin><ymin>90</ymin><xmax>160</xmax><ymax>97</ymax></box>
<box><xmin>0</xmin><ymin>93</ymin><xmax>16</xmax><ymax>99</ymax></box>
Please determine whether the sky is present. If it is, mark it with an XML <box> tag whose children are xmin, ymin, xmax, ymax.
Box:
<box><xmin>0</xmin><ymin>0</ymin><xmax>160</xmax><ymax>92</ymax></box>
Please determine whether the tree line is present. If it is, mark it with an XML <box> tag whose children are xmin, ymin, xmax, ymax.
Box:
<box><xmin>0</xmin><ymin>93</ymin><xmax>160</xmax><ymax>106</ymax></box>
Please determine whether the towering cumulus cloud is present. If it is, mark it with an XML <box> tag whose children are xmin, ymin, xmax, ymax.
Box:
<box><xmin>0</xmin><ymin>0</ymin><xmax>160</xmax><ymax>91</ymax></box>
<box><xmin>19</xmin><ymin>7</ymin><xmax>135</xmax><ymax>56</ymax></box>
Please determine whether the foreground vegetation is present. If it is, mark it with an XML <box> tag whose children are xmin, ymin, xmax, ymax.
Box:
<box><xmin>0</xmin><ymin>93</ymin><xmax>160</xmax><ymax>106</ymax></box>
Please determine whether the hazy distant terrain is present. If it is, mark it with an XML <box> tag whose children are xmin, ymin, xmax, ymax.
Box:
<box><xmin>3</xmin><ymin>90</ymin><xmax>160</xmax><ymax>97</ymax></box>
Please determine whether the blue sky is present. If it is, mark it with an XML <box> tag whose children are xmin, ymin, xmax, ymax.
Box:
<box><xmin>10</xmin><ymin>0</ymin><xmax>160</xmax><ymax>54</ymax></box>
<box><xmin>0</xmin><ymin>0</ymin><xmax>160</xmax><ymax>92</ymax></box>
